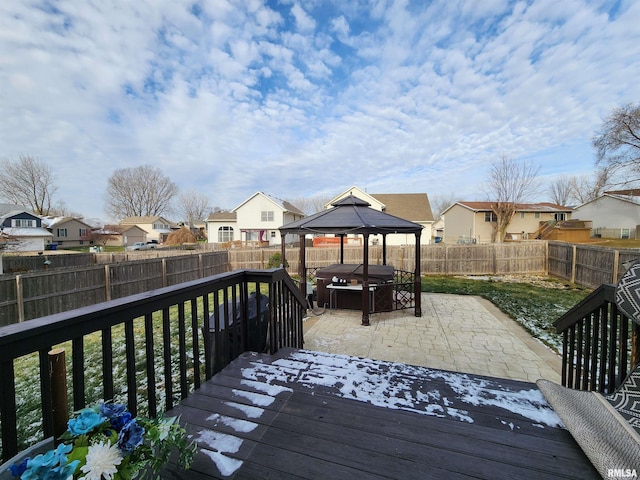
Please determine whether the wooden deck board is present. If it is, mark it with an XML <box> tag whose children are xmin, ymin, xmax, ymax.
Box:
<box><xmin>164</xmin><ymin>349</ymin><xmax>599</xmax><ymax>479</ymax></box>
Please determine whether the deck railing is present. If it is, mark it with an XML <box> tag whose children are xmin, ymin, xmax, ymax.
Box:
<box><xmin>554</xmin><ymin>284</ymin><xmax>640</xmax><ymax>393</ymax></box>
<box><xmin>0</xmin><ymin>268</ymin><xmax>306</xmax><ymax>462</ymax></box>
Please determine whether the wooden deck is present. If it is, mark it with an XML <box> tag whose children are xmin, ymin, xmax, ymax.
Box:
<box><xmin>163</xmin><ymin>348</ymin><xmax>598</xmax><ymax>479</ymax></box>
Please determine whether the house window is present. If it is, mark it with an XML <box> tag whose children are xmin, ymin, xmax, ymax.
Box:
<box><xmin>621</xmin><ymin>228</ymin><xmax>630</xmax><ymax>239</ymax></box>
<box><xmin>261</xmin><ymin>211</ymin><xmax>274</xmax><ymax>222</ymax></box>
<box><xmin>534</xmin><ymin>212</ymin><xmax>540</xmax><ymax>219</ymax></box>
<box><xmin>554</xmin><ymin>213</ymin><xmax>566</xmax><ymax>221</ymax></box>
<box><xmin>270</xmin><ymin>231</ymin><xmax>276</xmax><ymax>238</ymax></box>
<box><xmin>12</xmin><ymin>219</ymin><xmax>35</xmax><ymax>227</ymax></box>
<box><xmin>218</xmin><ymin>226</ymin><xmax>234</xmax><ymax>242</ymax></box>
<box><xmin>79</xmin><ymin>228</ymin><xmax>88</xmax><ymax>237</ymax></box>
<box><xmin>57</xmin><ymin>228</ymin><xmax>67</xmax><ymax>237</ymax></box>
<box><xmin>484</xmin><ymin>212</ymin><xmax>497</xmax><ymax>222</ymax></box>
<box><xmin>153</xmin><ymin>222</ymin><xmax>169</xmax><ymax>229</ymax></box>
<box><xmin>520</xmin><ymin>212</ymin><xmax>525</xmax><ymax>219</ymax></box>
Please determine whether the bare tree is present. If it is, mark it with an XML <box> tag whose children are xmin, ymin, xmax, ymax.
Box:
<box><xmin>104</xmin><ymin>165</ymin><xmax>178</xmax><ymax>219</ymax></box>
<box><xmin>175</xmin><ymin>188</ymin><xmax>212</xmax><ymax>225</ymax></box>
<box><xmin>569</xmin><ymin>170</ymin><xmax>610</xmax><ymax>204</ymax></box>
<box><xmin>486</xmin><ymin>155</ymin><xmax>540</xmax><ymax>242</ymax></box>
<box><xmin>430</xmin><ymin>193</ymin><xmax>458</xmax><ymax>219</ymax></box>
<box><xmin>0</xmin><ymin>155</ymin><xmax>58</xmax><ymax>215</ymax></box>
<box><xmin>593</xmin><ymin>103</ymin><xmax>640</xmax><ymax>185</ymax></box>
<box><xmin>548</xmin><ymin>176</ymin><xmax>574</xmax><ymax>206</ymax></box>
<box><xmin>287</xmin><ymin>194</ymin><xmax>332</xmax><ymax>215</ymax></box>
<box><xmin>47</xmin><ymin>200</ymin><xmax>84</xmax><ymax>218</ymax></box>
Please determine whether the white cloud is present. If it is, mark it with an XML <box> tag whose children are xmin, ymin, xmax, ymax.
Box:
<box><xmin>0</xmin><ymin>0</ymin><xmax>639</xmax><ymax>221</ymax></box>
<box><xmin>291</xmin><ymin>3</ymin><xmax>316</xmax><ymax>33</ymax></box>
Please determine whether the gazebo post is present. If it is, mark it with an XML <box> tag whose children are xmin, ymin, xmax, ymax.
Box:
<box><xmin>414</xmin><ymin>232</ymin><xmax>422</xmax><ymax>317</ymax></box>
<box><xmin>299</xmin><ymin>234</ymin><xmax>307</xmax><ymax>298</ymax></box>
<box><xmin>382</xmin><ymin>235</ymin><xmax>387</xmax><ymax>265</ymax></box>
<box><xmin>280</xmin><ymin>234</ymin><xmax>286</xmax><ymax>269</ymax></box>
<box><xmin>340</xmin><ymin>234</ymin><xmax>345</xmax><ymax>264</ymax></box>
<box><xmin>361</xmin><ymin>233</ymin><xmax>370</xmax><ymax>326</ymax></box>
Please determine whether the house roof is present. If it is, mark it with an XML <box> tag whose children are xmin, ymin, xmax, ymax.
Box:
<box><xmin>605</xmin><ymin>189</ymin><xmax>640</xmax><ymax>197</ymax></box>
<box><xmin>452</xmin><ymin>201</ymin><xmax>572</xmax><ymax>213</ymax></box>
<box><xmin>232</xmin><ymin>192</ymin><xmax>306</xmax><ymax>216</ymax></box>
<box><xmin>279</xmin><ymin>194</ymin><xmax>423</xmax><ymax>236</ymax></box>
<box><xmin>206</xmin><ymin>211</ymin><xmax>237</xmax><ymax>221</ymax></box>
<box><xmin>41</xmin><ymin>216</ymin><xmax>93</xmax><ymax>229</ymax></box>
<box><xmin>575</xmin><ymin>192</ymin><xmax>640</xmax><ymax>209</ymax></box>
<box><xmin>370</xmin><ymin>193</ymin><xmax>434</xmax><ymax>222</ymax></box>
<box><xmin>119</xmin><ymin>216</ymin><xmax>173</xmax><ymax>225</ymax></box>
<box><xmin>0</xmin><ymin>209</ymin><xmax>40</xmax><ymax>221</ymax></box>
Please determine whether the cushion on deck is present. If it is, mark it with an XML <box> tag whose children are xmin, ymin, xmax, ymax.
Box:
<box><xmin>607</xmin><ymin>367</ymin><xmax>640</xmax><ymax>437</ymax></box>
<box><xmin>537</xmin><ymin>379</ymin><xmax>640</xmax><ymax>477</ymax></box>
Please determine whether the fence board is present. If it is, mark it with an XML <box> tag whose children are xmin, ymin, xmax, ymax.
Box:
<box><xmin>0</xmin><ymin>277</ymin><xmax>18</xmax><ymax>327</ymax></box>
<box><xmin>165</xmin><ymin>255</ymin><xmax>200</xmax><ymax>285</ymax></box>
<box><xmin>20</xmin><ymin>267</ymin><xmax>107</xmax><ymax>321</ymax></box>
<box><xmin>1</xmin><ymin>253</ymin><xmax>95</xmax><ymax>273</ymax></box>
<box><xmin>201</xmin><ymin>252</ymin><xmax>230</xmax><ymax>277</ymax></box>
<box><xmin>108</xmin><ymin>260</ymin><xmax>165</xmax><ymax>298</ymax></box>
<box><xmin>574</xmin><ymin>246</ymin><xmax>616</xmax><ymax>288</ymax></box>
<box><xmin>548</xmin><ymin>242</ymin><xmax>573</xmax><ymax>280</ymax></box>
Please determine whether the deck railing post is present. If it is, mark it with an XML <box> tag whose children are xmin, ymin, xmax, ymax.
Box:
<box><xmin>49</xmin><ymin>348</ymin><xmax>69</xmax><ymax>445</ymax></box>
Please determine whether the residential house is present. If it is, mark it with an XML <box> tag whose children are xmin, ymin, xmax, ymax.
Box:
<box><xmin>324</xmin><ymin>187</ymin><xmax>435</xmax><ymax>245</ymax></box>
<box><xmin>119</xmin><ymin>216</ymin><xmax>177</xmax><ymax>244</ymax></box>
<box><xmin>0</xmin><ymin>204</ymin><xmax>53</xmax><ymax>252</ymax></box>
<box><xmin>91</xmin><ymin>224</ymin><xmax>148</xmax><ymax>247</ymax></box>
<box><xmin>573</xmin><ymin>190</ymin><xmax>640</xmax><ymax>239</ymax></box>
<box><xmin>441</xmin><ymin>201</ymin><xmax>573</xmax><ymax>244</ymax></box>
<box><xmin>206</xmin><ymin>192</ymin><xmax>305</xmax><ymax>247</ymax></box>
<box><xmin>41</xmin><ymin>217</ymin><xmax>94</xmax><ymax>247</ymax></box>
<box><xmin>206</xmin><ymin>211</ymin><xmax>238</xmax><ymax>245</ymax></box>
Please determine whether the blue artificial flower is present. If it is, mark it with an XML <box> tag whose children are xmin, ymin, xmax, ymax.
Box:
<box><xmin>20</xmin><ymin>443</ymin><xmax>79</xmax><ymax>480</ymax></box>
<box><xmin>117</xmin><ymin>419</ymin><xmax>145</xmax><ymax>454</ymax></box>
<box><xmin>67</xmin><ymin>408</ymin><xmax>107</xmax><ymax>436</ymax></box>
<box><xmin>100</xmin><ymin>403</ymin><xmax>132</xmax><ymax>431</ymax></box>
<box><xmin>9</xmin><ymin>457</ymin><xmax>28</xmax><ymax>476</ymax></box>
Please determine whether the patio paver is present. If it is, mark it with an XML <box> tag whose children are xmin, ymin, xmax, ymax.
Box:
<box><xmin>303</xmin><ymin>293</ymin><xmax>562</xmax><ymax>383</ymax></box>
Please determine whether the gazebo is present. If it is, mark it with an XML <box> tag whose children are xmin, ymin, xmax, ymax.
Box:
<box><xmin>278</xmin><ymin>194</ymin><xmax>423</xmax><ymax>325</ymax></box>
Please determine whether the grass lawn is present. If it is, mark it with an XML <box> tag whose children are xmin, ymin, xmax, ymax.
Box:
<box><xmin>421</xmin><ymin>274</ymin><xmax>592</xmax><ymax>353</ymax></box>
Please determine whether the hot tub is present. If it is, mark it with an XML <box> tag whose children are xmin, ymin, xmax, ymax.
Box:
<box><xmin>315</xmin><ymin>264</ymin><xmax>394</xmax><ymax>311</ymax></box>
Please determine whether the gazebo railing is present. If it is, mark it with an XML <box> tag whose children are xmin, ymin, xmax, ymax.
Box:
<box><xmin>393</xmin><ymin>269</ymin><xmax>416</xmax><ymax>310</ymax></box>
<box><xmin>304</xmin><ymin>266</ymin><xmax>416</xmax><ymax>312</ymax></box>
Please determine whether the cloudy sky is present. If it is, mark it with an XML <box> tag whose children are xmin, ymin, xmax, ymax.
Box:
<box><xmin>1</xmin><ymin>0</ymin><xmax>639</xmax><ymax>221</ymax></box>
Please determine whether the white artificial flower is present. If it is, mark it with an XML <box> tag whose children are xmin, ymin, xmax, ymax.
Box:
<box><xmin>78</xmin><ymin>441</ymin><xmax>123</xmax><ymax>480</ymax></box>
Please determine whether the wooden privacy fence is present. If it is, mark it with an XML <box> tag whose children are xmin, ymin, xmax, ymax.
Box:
<box><xmin>0</xmin><ymin>252</ymin><xmax>229</xmax><ymax>326</ymax></box>
<box><xmin>547</xmin><ymin>242</ymin><xmax>640</xmax><ymax>288</ymax></box>
<box><xmin>0</xmin><ymin>245</ymin><xmax>218</xmax><ymax>274</ymax></box>
<box><xmin>229</xmin><ymin>241</ymin><xmax>549</xmax><ymax>276</ymax></box>
<box><xmin>4</xmin><ymin>240</ymin><xmax>640</xmax><ymax>326</ymax></box>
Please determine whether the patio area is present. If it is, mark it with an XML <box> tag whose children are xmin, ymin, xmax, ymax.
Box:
<box><xmin>303</xmin><ymin>292</ymin><xmax>562</xmax><ymax>383</ymax></box>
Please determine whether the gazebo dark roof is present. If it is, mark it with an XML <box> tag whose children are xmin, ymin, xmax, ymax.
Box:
<box><xmin>278</xmin><ymin>194</ymin><xmax>423</xmax><ymax>326</ymax></box>
<box><xmin>278</xmin><ymin>194</ymin><xmax>423</xmax><ymax>236</ymax></box>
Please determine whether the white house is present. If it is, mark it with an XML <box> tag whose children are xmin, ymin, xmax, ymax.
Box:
<box><xmin>325</xmin><ymin>187</ymin><xmax>434</xmax><ymax>245</ymax></box>
<box><xmin>0</xmin><ymin>205</ymin><xmax>53</xmax><ymax>252</ymax></box>
<box><xmin>573</xmin><ymin>190</ymin><xmax>640</xmax><ymax>239</ymax></box>
<box><xmin>206</xmin><ymin>192</ymin><xmax>305</xmax><ymax>246</ymax></box>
